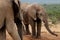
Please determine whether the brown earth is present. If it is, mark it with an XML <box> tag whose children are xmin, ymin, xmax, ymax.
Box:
<box><xmin>6</xmin><ymin>23</ymin><xmax>60</xmax><ymax>40</ymax></box>
<box><xmin>6</xmin><ymin>32</ymin><xmax>60</xmax><ymax>40</ymax></box>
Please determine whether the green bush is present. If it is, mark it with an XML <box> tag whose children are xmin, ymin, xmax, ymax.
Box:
<box><xmin>43</xmin><ymin>4</ymin><xmax>60</xmax><ymax>24</ymax></box>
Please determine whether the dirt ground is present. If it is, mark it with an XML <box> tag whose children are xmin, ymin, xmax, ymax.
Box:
<box><xmin>6</xmin><ymin>32</ymin><xmax>60</xmax><ymax>40</ymax></box>
<box><xmin>6</xmin><ymin>23</ymin><xmax>60</xmax><ymax>40</ymax></box>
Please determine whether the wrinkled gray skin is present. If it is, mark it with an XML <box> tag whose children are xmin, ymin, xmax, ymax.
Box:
<box><xmin>0</xmin><ymin>0</ymin><xmax>22</xmax><ymax>40</ymax></box>
<box><xmin>21</xmin><ymin>3</ymin><xmax>57</xmax><ymax>38</ymax></box>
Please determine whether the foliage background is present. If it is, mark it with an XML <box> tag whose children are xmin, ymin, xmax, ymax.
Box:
<box><xmin>43</xmin><ymin>4</ymin><xmax>60</xmax><ymax>24</ymax></box>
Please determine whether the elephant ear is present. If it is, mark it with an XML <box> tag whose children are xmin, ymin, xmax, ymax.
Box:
<box><xmin>12</xmin><ymin>0</ymin><xmax>20</xmax><ymax>17</ymax></box>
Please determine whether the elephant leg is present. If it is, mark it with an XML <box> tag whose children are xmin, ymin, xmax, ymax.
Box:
<box><xmin>0</xmin><ymin>25</ymin><xmax>6</xmax><ymax>40</ymax></box>
<box><xmin>6</xmin><ymin>18</ymin><xmax>21</xmax><ymax>40</ymax></box>
<box><xmin>14</xmin><ymin>18</ymin><xmax>23</xmax><ymax>40</ymax></box>
<box><xmin>25</xmin><ymin>24</ymin><xmax>31</xmax><ymax>35</ymax></box>
<box><xmin>0</xmin><ymin>19</ymin><xmax>6</xmax><ymax>40</ymax></box>
<box><xmin>36</xmin><ymin>18</ymin><xmax>41</xmax><ymax>38</ymax></box>
<box><xmin>32</xmin><ymin>21</ymin><xmax>36</xmax><ymax>37</ymax></box>
<box><xmin>22</xmin><ymin>25</ymin><xmax>26</xmax><ymax>35</ymax></box>
<box><xmin>30</xmin><ymin>19</ymin><xmax>36</xmax><ymax>37</ymax></box>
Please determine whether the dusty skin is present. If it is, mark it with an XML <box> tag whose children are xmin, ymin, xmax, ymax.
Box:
<box><xmin>6</xmin><ymin>23</ymin><xmax>60</xmax><ymax>40</ymax></box>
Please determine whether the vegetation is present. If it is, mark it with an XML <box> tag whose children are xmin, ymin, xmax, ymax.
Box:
<box><xmin>43</xmin><ymin>4</ymin><xmax>60</xmax><ymax>24</ymax></box>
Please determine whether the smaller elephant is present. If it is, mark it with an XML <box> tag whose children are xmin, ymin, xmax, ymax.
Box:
<box><xmin>20</xmin><ymin>3</ymin><xmax>31</xmax><ymax>35</ymax></box>
<box><xmin>21</xmin><ymin>3</ymin><xmax>58</xmax><ymax>38</ymax></box>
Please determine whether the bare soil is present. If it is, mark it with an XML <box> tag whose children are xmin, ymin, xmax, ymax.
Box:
<box><xmin>6</xmin><ymin>32</ymin><xmax>60</xmax><ymax>40</ymax></box>
<box><xmin>6</xmin><ymin>23</ymin><xmax>60</xmax><ymax>40</ymax></box>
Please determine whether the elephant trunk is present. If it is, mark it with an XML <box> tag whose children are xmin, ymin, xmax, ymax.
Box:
<box><xmin>43</xmin><ymin>17</ymin><xmax>58</xmax><ymax>36</ymax></box>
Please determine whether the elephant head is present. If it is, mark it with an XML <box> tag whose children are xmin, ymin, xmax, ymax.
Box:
<box><xmin>36</xmin><ymin>4</ymin><xmax>58</xmax><ymax>36</ymax></box>
<box><xmin>31</xmin><ymin>3</ymin><xmax>58</xmax><ymax>37</ymax></box>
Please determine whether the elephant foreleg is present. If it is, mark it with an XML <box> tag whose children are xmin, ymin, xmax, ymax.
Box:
<box><xmin>36</xmin><ymin>18</ymin><xmax>41</xmax><ymax>38</ymax></box>
<box><xmin>0</xmin><ymin>19</ymin><xmax>6</xmax><ymax>40</ymax></box>
<box><xmin>14</xmin><ymin>18</ymin><xmax>23</xmax><ymax>40</ymax></box>
<box><xmin>30</xmin><ymin>19</ymin><xmax>36</xmax><ymax>37</ymax></box>
<box><xmin>25</xmin><ymin>24</ymin><xmax>31</xmax><ymax>35</ymax></box>
<box><xmin>6</xmin><ymin>18</ymin><xmax>21</xmax><ymax>40</ymax></box>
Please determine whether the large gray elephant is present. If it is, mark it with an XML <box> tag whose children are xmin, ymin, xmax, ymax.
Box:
<box><xmin>0</xmin><ymin>0</ymin><xmax>23</xmax><ymax>40</ymax></box>
<box><xmin>21</xmin><ymin>3</ymin><xmax>57</xmax><ymax>38</ymax></box>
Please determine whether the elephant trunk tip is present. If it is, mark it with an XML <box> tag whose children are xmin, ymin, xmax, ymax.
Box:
<box><xmin>55</xmin><ymin>34</ymin><xmax>58</xmax><ymax>37</ymax></box>
<box><xmin>52</xmin><ymin>33</ymin><xmax>58</xmax><ymax>37</ymax></box>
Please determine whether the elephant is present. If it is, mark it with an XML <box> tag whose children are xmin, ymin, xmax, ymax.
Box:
<box><xmin>20</xmin><ymin>3</ymin><xmax>31</xmax><ymax>35</ymax></box>
<box><xmin>20</xmin><ymin>3</ymin><xmax>58</xmax><ymax>38</ymax></box>
<box><xmin>0</xmin><ymin>0</ymin><xmax>23</xmax><ymax>40</ymax></box>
